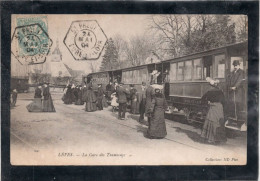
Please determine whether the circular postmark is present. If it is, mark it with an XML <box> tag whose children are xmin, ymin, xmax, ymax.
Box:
<box><xmin>11</xmin><ymin>23</ymin><xmax>52</xmax><ymax>65</ymax></box>
<box><xmin>64</xmin><ymin>20</ymin><xmax>107</xmax><ymax>60</ymax></box>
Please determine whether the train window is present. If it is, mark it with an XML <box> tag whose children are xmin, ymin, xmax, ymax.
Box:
<box><xmin>177</xmin><ymin>62</ymin><xmax>184</xmax><ymax>81</ymax></box>
<box><xmin>169</xmin><ymin>63</ymin><xmax>177</xmax><ymax>82</ymax></box>
<box><xmin>214</xmin><ymin>54</ymin><xmax>225</xmax><ymax>78</ymax></box>
<box><xmin>141</xmin><ymin>68</ymin><xmax>147</xmax><ymax>83</ymax></box>
<box><xmin>184</xmin><ymin>60</ymin><xmax>192</xmax><ymax>80</ymax></box>
<box><xmin>193</xmin><ymin>59</ymin><xmax>202</xmax><ymax>80</ymax></box>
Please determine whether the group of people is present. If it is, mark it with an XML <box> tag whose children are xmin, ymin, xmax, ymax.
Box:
<box><xmin>27</xmin><ymin>83</ymin><xmax>56</xmax><ymax>112</ymax></box>
<box><xmin>62</xmin><ymin>84</ymin><xmax>84</xmax><ymax>105</ymax></box>
<box><xmin>62</xmin><ymin>83</ymin><xmax>108</xmax><ymax>111</ymax></box>
<box><xmin>201</xmin><ymin>60</ymin><xmax>246</xmax><ymax>144</ymax></box>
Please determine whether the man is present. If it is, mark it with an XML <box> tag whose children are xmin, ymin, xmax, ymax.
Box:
<box><xmin>227</xmin><ymin>60</ymin><xmax>245</xmax><ymax>119</ymax></box>
<box><xmin>145</xmin><ymin>82</ymin><xmax>155</xmax><ymax>124</ymax></box>
<box><xmin>116</xmin><ymin>82</ymin><xmax>130</xmax><ymax>120</ymax></box>
<box><xmin>139</xmin><ymin>82</ymin><xmax>147</xmax><ymax>122</ymax></box>
<box><xmin>97</xmin><ymin>84</ymin><xmax>104</xmax><ymax>110</ymax></box>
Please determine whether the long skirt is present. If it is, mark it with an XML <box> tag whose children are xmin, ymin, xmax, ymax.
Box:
<box><xmin>148</xmin><ymin>107</ymin><xmax>167</xmax><ymax>138</ymax></box>
<box><xmin>85</xmin><ymin>101</ymin><xmax>97</xmax><ymax>112</ymax></box>
<box><xmin>42</xmin><ymin>97</ymin><xmax>56</xmax><ymax>112</ymax></box>
<box><xmin>131</xmin><ymin>100</ymin><xmax>140</xmax><ymax>114</ymax></box>
<box><xmin>26</xmin><ymin>98</ymin><xmax>42</xmax><ymax>112</ymax></box>
<box><xmin>75</xmin><ymin>99</ymin><xmax>84</xmax><ymax>105</ymax></box>
<box><xmin>201</xmin><ymin>103</ymin><xmax>226</xmax><ymax>143</ymax></box>
<box><xmin>102</xmin><ymin>97</ymin><xmax>108</xmax><ymax>108</ymax></box>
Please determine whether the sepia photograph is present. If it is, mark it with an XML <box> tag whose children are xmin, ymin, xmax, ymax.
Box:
<box><xmin>10</xmin><ymin>14</ymin><xmax>248</xmax><ymax>166</ymax></box>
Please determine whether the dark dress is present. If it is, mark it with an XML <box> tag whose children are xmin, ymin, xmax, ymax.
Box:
<box><xmin>147</xmin><ymin>93</ymin><xmax>168</xmax><ymax>139</ymax></box>
<box><xmin>11</xmin><ymin>91</ymin><xmax>18</xmax><ymax>107</ymax></box>
<box><xmin>130</xmin><ymin>88</ymin><xmax>139</xmax><ymax>114</ymax></box>
<box><xmin>145</xmin><ymin>85</ymin><xmax>155</xmax><ymax>122</ymax></box>
<box><xmin>64</xmin><ymin>86</ymin><xmax>73</xmax><ymax>104</ymax></box>
<box><xmin>201</xmin><ymin>88</ymin><xmax>227</xmax><ymax>144</ymax></box>
<box><xmin>75</xmin><ymin>88</ymin><xmax>84</xmax><ymax>105</ymax></box>
<box><xmin>97</xmin><ymin>87</ymin><xmax>104</xmax><ymax>110</ymax></box>
<box><xmin>26</xmin><ymin>88</ymin><xmax>42</xmax><ymax>112</ymax></box>
<box><xmin>83</xmin><ymin>87</ymin><xmax>97</xmax><ymax>112</ymax></box>
<box><xmin>42</xmin><ymin>86</ymin><xmax>56</xmax><ymax>112</ymax></box>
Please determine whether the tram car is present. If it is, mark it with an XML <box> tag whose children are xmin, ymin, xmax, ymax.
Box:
<box><xmin>83</xmin><ymin>41</ymin><xmax>248</xmax><ymax>131</ymax></box>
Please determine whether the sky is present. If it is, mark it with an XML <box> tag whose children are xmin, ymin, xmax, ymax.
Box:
<box><xmin>11</xmin><ymin>14</ymin><xmax>246</xmax><ymax>74</ymax></box>
<box><xmin>12</xmin><ymin>14</ymin><xmax>150</xmax><ymax>74</ymax></box>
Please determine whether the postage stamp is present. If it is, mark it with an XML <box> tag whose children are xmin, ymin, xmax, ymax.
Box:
<box><xmin>11</xmin><ymin>17</ymin><xmax>52</xmax><ymax>65</ymax></box>
<box><xmin>64</xmin><ymin>20</ymin><xmax>107</xmax><ymax>60</ymax></box>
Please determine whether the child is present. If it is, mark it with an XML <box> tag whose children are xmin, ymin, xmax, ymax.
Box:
<box><xmin>110</xmin><ymin>92</ymin><xmax>119</xmax><ymax>112</ymax></box>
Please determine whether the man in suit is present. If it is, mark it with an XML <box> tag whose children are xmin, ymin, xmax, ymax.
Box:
<box><xmin>227</xmin><ymin>60</ymin><xmax>245</xmax><ymax>119</ymax></box>
<box><xmin>116</xmin><ymin>82</ymin><xmax>130</xmax><ymax>120</ymax></box>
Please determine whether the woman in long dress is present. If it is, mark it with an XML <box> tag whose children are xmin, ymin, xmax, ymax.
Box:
<box><xmin>83</xmin><ymin>84</ymin><xmax>97</xmax><ymax>112</ymax></box>
<box><xmin>147</xmin><ymin>87</ymin><xmax>168</xmax><ymax>139</ymax></box>
<box><xmin>26</xmin><ymin>85</ymin><xmax>43</xmax><ymax>112</ymax></box>
<box><xmin>42</xmin><ymin>84</ymin><xmax>56</xmax><ymax>112</ymax></box>
<box><xmin>201</xmin><ymin>78</ymin><xmax>227</xmax><ymax>144</ymax></box>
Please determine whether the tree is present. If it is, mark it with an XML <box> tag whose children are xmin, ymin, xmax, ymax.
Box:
<box><xmin>236</xmin><ymin>15</ymin><xmax>248</xmax><ymax>42</ymax></box>
<box><xmin>100</xmin><ymin>38</ymin><xmax>119</xmax><ymax>71</ymax></box>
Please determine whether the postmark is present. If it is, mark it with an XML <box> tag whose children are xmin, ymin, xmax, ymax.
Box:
<box><xmin>11</xmin><ymin>23</ymin><xmax>52</xmax><ymax>65</ymax></box>
<box><xmin>64</xmin><ymin>20</ymin><xmax>107</xmax><ymax>60</ymax></box>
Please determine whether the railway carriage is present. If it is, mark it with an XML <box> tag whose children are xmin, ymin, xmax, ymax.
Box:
<box><xmin>83</xmin><ymin>41</ymin><xmax>248</xmax><ymax>130</ymax></box>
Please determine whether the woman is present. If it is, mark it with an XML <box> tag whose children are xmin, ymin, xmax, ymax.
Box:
<box><xmin>63</xmin><ymin>85</ymin><xmax>73</xmax><ymax>104</ymax></box>
<box><xmin>147</xmin><ymin>86</ymin><xmax>168</xmax><ymax>139</ymax></box>
<box><xmin>75</xmin><ymin>85</ymin><xmax>84</xmax><ymax>105</ymax></box>
<box><xmin>42</xmin><ymin>83</ymin><xmax>56</xmax><ymax>112</ymax></box>
<box><xmin>201</xmin><ymin>78</ymin><xmax>227</xmax><ymax>144</ymax></box>
<box><xmin>129</xmin><ymin>84</ymin><xmax>139</xmax><ymax>114</ymax></box>
<box><xmin>26</xmin><ymin>85</ymin><xmax>43</xmax><ymax>112</ymax></box>
<box><xmin>83</xmin><ymin>84</ymin><xmax>97</xmax><ymax>112</ymax></box>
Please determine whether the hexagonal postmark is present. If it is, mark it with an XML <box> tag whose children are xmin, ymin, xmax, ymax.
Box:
<box><xmin>64</xmin><ymin>20</ymin><xmax>107</xmax><ymax>60</ymax></box>
<box><xmin>11</xmin><ymin>23</ymin><xmax>53</xmax><ymax>65</ymax></box>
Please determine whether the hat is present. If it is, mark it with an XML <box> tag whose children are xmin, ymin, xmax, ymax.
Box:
<box><xmin>152</xmin><ymin>84</ymin><xmax>163</xmax><ymax>90</ymax></box>
<box><xmin>130</xmin><ymin>84</ymin><xmax>134</xmax><ymax>87</ymax></box>
<box><xmin>119</xmin><ymin>82</ymin><xmax>124</xmax><ymax>85</ymax></box>
<box><xmin>233</xmin><ymin>60</ymin><xmax>240</xmax><ymax>66</ymax></box>
<box><xmin>142</xmin><ymin>82</ymin><xmax>146</xmax><ymax>86</ymax></box>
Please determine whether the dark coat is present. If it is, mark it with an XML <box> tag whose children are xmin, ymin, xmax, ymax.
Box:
<box><xmin>147</xmin><ymin>93</ymin><xmax>168</xmax><ymax>138</ymax></box>
<box><xmin>145</xmin><ymin>85</ymin><xmax>155</xmax><ymax>115</ymax></box>
<box><xmin>83</xmin><ymin>87</ymin><xmax>97</xmax><ymax>112</ymax></box>
<box><xmin>34</xmin><ymin>88</ymin><xmax>42</xmax><ymax>98</ymax></box>
<box><xmin>43</xmin><ymin>87</ymin><xmax>50</xmax><ymax>100</ymax></box>
<box><xmin>116</xmin><ymin>86</ymin><xmax>130</xmax><ymax>104</ymax></box>
<box><xmin>227</xmin><ymin>68</ymin><xmax>245</xmax><ymax>103</ymax></box>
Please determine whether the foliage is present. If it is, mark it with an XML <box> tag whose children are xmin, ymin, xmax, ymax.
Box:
<box><xmin>100</xmin><ymin>38</ymin><xmax>120</xmax><ymax>71</ymax></box>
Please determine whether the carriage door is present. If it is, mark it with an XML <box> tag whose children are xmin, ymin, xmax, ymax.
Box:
<box><xmin>156</xmin><ymin>63</ymin><xmax>163</xmax><ymax>84</ymax></box>
<box><xmin>203</xmin><ymin>56</ymin><xmax>213</xmax><ymax>79</ymax></box>
<box><xmin>163</xmin><ymin>62</ymin><xmax>170</xmax><ymax>98</ymax></box>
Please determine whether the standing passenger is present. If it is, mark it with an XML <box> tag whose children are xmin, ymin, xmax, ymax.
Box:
<box><xmin>139</xmin><ymin>82</ymin><xmax>146</xmax><ymax>122</ymax></box>
<box><xmin>42</xmin><ymin>83</ymin><xmax>56</xmax><ymax>112</ymax></box>
<box><xmin>97</xmin><ymin>84</ymin><xmax>104</xmax><ymax>110</ymax></box>
<box><xmin>147</xmin><ymin>87</ymin><xmax>168</xmax><ymax>139</ymax></box>
<box><xmin>83</xmin><ymin>84</ymin><xmax>97</xmax><ymax>112</ymax></box>
<box><xmin>11</xmin><ymin>89</ymin><xmax>18</xmax><ymax>107</ymax></box>
<box><xmin>116</xmin><ymin>82</ymin><xmax>130</xmax><ymax>120</ymax></box>
<box><xmin>145</xmin><ymin>82</ymin><xmax>155</xmax><ymax>125</ymax></box>
<box><xmin>201</xmin><ymin>79</ymin><xmax>227</xmax><ymax>144</ymax></box>
<box><xmin>26</xmin><ymin>86</ymin><xmax>42</xmax><ymax>112</ymax></box>
<box><xmin>129</xmin><ymin>84</ymin><xmax>138</xmax><ymax>114</ymax></box>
